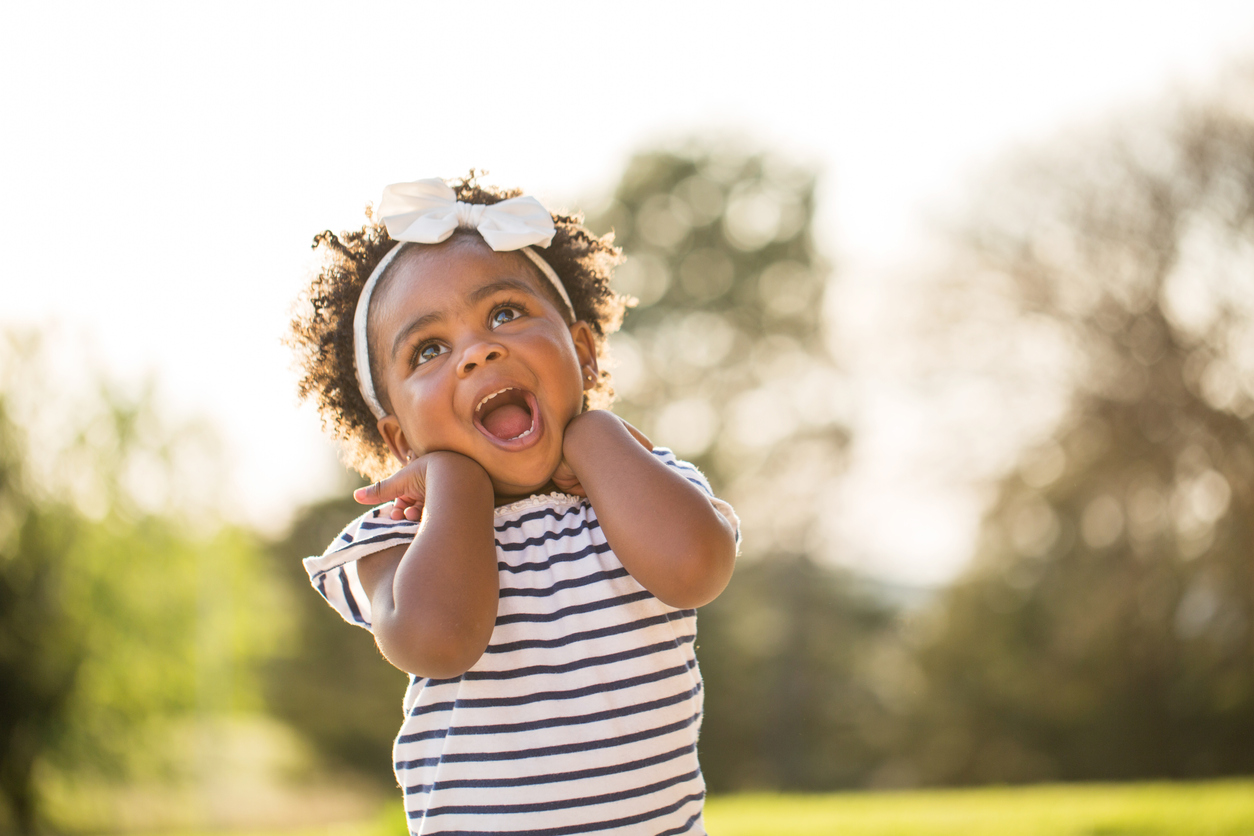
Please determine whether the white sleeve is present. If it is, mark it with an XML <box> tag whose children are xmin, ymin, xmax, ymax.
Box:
<box><xmin>302</xmin><ymin>506</ymin><xmax>419</xmax><ymax>631</ymax></box>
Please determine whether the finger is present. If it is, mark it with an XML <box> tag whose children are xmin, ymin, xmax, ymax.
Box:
<box><xmin>353</xmin><ymin>480</ymin><xmax>387</xmax><ymax>506</ymax></box>
<box><xmin>354</xmin><ymin>472</ymin><xmax>417</xmax><ymax>506</ymax></box>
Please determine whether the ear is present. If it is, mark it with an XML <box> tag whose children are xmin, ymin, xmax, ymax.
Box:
<box><xmin>568</xmin><ymin>321</ymin><xmax>599</xmax><ymax>390</ymax></box>
<box><xmin>377</xmin><ymin>415</ymin><xmax>416</xmax><ymax>466</ymax></box>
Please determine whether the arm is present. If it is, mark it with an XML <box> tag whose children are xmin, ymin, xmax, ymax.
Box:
<box><xmin>560</xmin><ymin>410</ymin><xmax>737</xmax><ymax>609</ymax></box>
<box><xmin>353</xmin><ymin>451</ymin><xmax>498</xmax><ymax>679</ymax></box>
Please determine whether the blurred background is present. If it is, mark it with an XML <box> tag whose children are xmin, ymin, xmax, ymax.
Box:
<box><xmin>3</xmin><ymin>1</ymin><xmax>1254</xmax><ymax>831</ymax></box>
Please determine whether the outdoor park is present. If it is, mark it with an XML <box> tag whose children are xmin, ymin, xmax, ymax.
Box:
<box><xmin>3</xmin><ymin>4</ymin><xmax>1254</xmax><ymax>834</ymax></box>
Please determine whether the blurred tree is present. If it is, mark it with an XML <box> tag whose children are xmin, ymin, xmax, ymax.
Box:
<box><xmin>0</xmin><ymin>399</ymin><xmax>82</xmax><ymax>833</ymax></box>
<box><xmin>0</xmin><ymin>335</ymin><xmax>280</xmax><ymax>831</ymax></box>
<box><xmin>589</xmin><ymin>143</ymin><xmax>850</xmax><ymax>558</ymax></box>
<box><xmin>264</xmin><ymin>494</ymin><xmax>406</xmax><ymax>788</ymax></box>
<box><xmin>696</xmin><ymin>556</ymin><xmax>902</xmax><ymax>790</ymax></box>
<box><xmin>911</xmin><ymin>72</ymin><xmax>1254</xmax><ymax>783</ymax></box>
<box><xmin>588</xmin><ymin>144</ymin><xmax>899</xmax><ymax>791</ymax></box>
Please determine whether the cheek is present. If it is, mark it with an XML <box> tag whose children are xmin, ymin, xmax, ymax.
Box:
<box><xmin>395</xmin><ymin>382</ymin><xmax>455</xmax><ymax>452</ymax></box>
<box><xmin>539</xmin><ymin>335</ymin><xmax>585</xmax><ymax>397</ymax></box>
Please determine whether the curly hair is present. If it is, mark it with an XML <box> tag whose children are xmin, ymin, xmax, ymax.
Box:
<box><xmin>289</xmin><ymin>174</ymin><xmax>629</xmax><ymax>482</ymax></box>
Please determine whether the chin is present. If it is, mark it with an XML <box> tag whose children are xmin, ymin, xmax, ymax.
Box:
<box><xmin>490</xmin><ymin>471</ymin><xmax>558</xmax><ymax>502</ymax></box>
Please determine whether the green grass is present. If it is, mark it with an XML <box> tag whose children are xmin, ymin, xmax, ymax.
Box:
<box><xmin>702</xmin><ymin>780</ymin><xmax>1254</xmax><ymax>836</ymax></box>
<box><xmin>132</xmin><ymin>779</ymin><xmax>1254</xmax><ymax>836</ymax></box>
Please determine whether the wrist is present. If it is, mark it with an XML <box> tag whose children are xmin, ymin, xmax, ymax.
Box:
<box><xmin>562</xmin><ymin>409</ymin><xmax>622</xmax><ymax>459</ymax></box>
<box><xmin>425</xmin><ymin>451</ymin><xmax>492</xmax><ymax>496</ymax></box>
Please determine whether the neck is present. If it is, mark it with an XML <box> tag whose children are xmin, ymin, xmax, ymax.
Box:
<box><xmin>493</xmin><ymin>480</ymin><xmax>571</xmax><ymax>507</ymax></box>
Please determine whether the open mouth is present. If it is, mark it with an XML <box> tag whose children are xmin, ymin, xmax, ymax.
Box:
<box><xmin>475</xmin><ymin>388</ymin><xmax>538</xmax><ymax>442</ymax></box>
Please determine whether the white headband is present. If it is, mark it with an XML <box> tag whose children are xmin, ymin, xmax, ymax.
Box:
<box><xmin>353</xmin><ymin>178</ymin><xmax>577</xmax><ymax>420</ymax></box>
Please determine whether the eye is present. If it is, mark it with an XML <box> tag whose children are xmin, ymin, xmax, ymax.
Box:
<box><xmin>414</xmin><ymin>341</ymin><xmax>448</xmax><ymax>366</ymax></box>
<box><xmin>490</xmin><ymin>304</ymin><xmax>525</xmax><ymax>328</ymax></box>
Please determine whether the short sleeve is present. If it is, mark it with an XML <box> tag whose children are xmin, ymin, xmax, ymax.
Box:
<box><xmin>302</xmin><ymin>506</ymin><xmax>419</xmax><ymax>631</ymax></box>
<box><xmin>650</xmin><ymin>447</ymin><xmax>741</xmax><ymax>548</ymax></box>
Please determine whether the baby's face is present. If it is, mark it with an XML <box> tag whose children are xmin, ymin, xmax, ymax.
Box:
<box><xmin>371</xmin><ymin>237</ymin><xmax>595</xmax><ymax>502</ymax></box>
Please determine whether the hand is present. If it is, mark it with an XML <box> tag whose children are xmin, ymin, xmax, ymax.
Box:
<box><xmin>354</xmin><ymin>452</ymin><xmax>476</xmax><ymax>522</ymax></box>
<box><xmin>551</xmin><ymin>412</ymin><xmax>653</xmax><ymax>497</ymax></box>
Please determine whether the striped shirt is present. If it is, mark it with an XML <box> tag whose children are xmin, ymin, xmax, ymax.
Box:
<box><xmin>304</xmin><ymin>448</ymin><xmax>738</xmax><ymax>835</ymax></box>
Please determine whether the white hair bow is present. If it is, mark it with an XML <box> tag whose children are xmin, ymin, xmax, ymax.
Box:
<box><xmin>377</xmin><ymin>178</ymin><xmax>557</xmax><ymax>250</ymax></box>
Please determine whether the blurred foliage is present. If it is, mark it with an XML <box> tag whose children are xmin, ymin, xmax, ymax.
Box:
<box><xmin>909</xmin><ymin>71</ymin><xmax>1254</xmax><ymax>783</ymax></box>
<box><xmin>0</xmin><ymin>334</ymin><xmax>282</xmax><ymax>833</ymax></box>
<box><xmin>263</xmin><ymin>495</ymin><xmax>406</xmax><ymax>789</ymax></box>
<box><xmin>696</xmin><ymin>557</ymin><xmax>901</xmax><ymax>791</ymax></box>
<box><xmin>588</xmin><ymin>143</ymin><xmax>849</xmax><ymax>558</ymax></box>
<box><xmin>0</xmin><ymin>395</ymin><xmax>80</xmax><ymax>833</ymax></box>
<box><xmin>587</xmin><ymin>145</ymin><xmax>897</xmax><ymax>791</ymax></box>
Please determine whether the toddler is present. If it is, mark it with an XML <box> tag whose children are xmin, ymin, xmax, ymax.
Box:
<box><xmin>290</xmin><ymin>175</ymin><xmax>738</xmax><ymax>835</ymax></box>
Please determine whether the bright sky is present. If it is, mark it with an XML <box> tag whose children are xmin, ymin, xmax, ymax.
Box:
<box><xmin>3</xmin><ymin>1</ymin><xmax>1253</xmax><ymax>584</ymax></box>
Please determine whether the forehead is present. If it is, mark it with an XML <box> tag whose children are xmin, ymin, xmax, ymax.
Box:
<box><xmin>375</xmin><ymin>235</ymin><xmax>546</xmax><ymax>314</ymax></box>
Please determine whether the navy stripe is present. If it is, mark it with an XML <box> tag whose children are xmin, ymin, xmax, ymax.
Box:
<box><xmin>409</xmin><ymin>659</ymin><xmax>698</xmax><ymax>718</ymax></box>
<box><xmin>457</xmin><ymin>636</ymin><xmax>695</xmax><ymax>683</ymax></box>
<box><xmin>398</xmin><ymin>683</ymin><xmax>700</xmax><ymax>743</ymax></box>
<box><xmin>494</xmin><ymin>590</ymin><xmax>654</xmax><ymax>626</ymax></box>
<box><xmin>494</xmin><ymin>503</ymin><xmax>583</xmax><ymax>532</ymax></box>
<box><xmin>314</xmin><ymin>574</ymin><xmax>330</xmax><ymax>603</ymax></box>
<box><xmin>324</xmin><ymin>530</ymin><xmax>414</xmax><ymax>558</ymax></box>
<box><xmin>404</xmin><ymin>742</ymin><xmax>695</xmax><ymax>795</ymax></box>
<box><xmin>665</xmin><ymin>460</ymin><xmax>701</xmax><ymax>480</ymax></box>
<box><xmin>397</xmin><ymin>682</ymin><xmax>697</xmax><ymax>746</ymax></box>
<box><xmin>336</xmin><ymin>567</ymin><xmax>368</xmax><ymax>627</ymax></box>
<box><xmin>653</xmin><ymin>453</ymin><xmax>713</xmax><ymax>493</ymax></box>
<box><xmin>486</xmin><ymin>612</ymin><xmax>671</xmax><ymax>655</ymax></box>
<box><xmin>419</xmin><ymin>768</ymin><xmax>700</xmax><ymax>818</ymax></box>
<box><xmin>344</xmin><ymin>528</ymin><xmax>414</xmax><ymax>547</ymax></box>
<box><xmin>497</xmin><ymin>518</ymin><xmax>602</xmax><ymax>552</ymax></box>
<box><xmin>452</xmin><ymin>684</ymin><xmax>699</xmax><ymax>735</ymax></box>
<box><xmin>656</xmin><ymin>808</ymin><xmax>705</xmax><ymax>836</ymax></box>
<box><xmin>396</xmin><ymin>710</ymin><xmax>700</xmax><ymax>767</ymax></box>
<box><xmin>497</xmin><ymin>539</ymin><xmax>611</xmax><ymax>574</ymax></box>
<box><xmin>419</xmin><ymin>791</ymin><xmax>704</xmax><ymax>836</ymax></box>
<box><xmin>337</xmin><ymin>531</ymin><xmax>354</xmax><ymax>544</ymax></box>
<box><xmin>499</xmin><ymin>567</ymin><xmax>630</xmax><ymax>599</ymax></box>
<box><xmin>395</xmin><ymin>725</ymin><xmax>450</xmax><ymax>745</ymax></box>
<box><xmin>358</xmin><ymin>518</ymin><xmax>415</xmax><ymax>531</ymax></box>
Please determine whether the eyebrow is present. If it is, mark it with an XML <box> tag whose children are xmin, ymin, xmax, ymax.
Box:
<box><xmin>390</xmin><ymin>310</ymin><xmax>445</xmax><ymax>361</ymax></box>
<box><xmin>467</xmin><ymin>278</ymin><xmax>541</xmax><ymax>305</ymax></box>
<box><xmin>388</xmin><ymin>278</ymin><xmax>542</xmax><ymax>361</ymax></box>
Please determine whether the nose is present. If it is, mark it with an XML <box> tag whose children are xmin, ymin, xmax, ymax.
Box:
<box><xmin>457</xmin><ymin>339</ymin><xmax>507</xmax><ymax>377</ymax></box>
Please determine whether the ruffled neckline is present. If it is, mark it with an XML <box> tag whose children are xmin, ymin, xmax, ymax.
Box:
<box><xmin>493</xmin><ymin>491</ymin><xmax>586</xmax><ymax>518</ymax></box>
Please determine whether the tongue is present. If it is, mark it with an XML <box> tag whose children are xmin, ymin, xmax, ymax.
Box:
<box><xmin>482</xmin><ymin>403</ymin><xmax>532</xmax><ymax>440</ymax></box>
